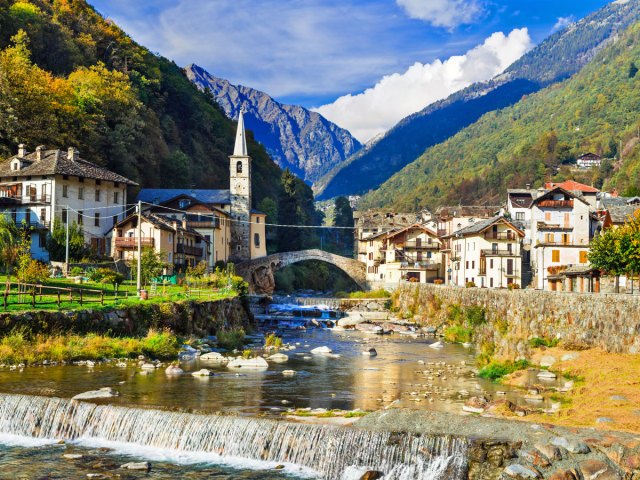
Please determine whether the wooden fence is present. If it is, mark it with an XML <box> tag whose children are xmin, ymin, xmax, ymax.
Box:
<box><xmin>3</xmin><ymin>282</ymin><xmax>108</xmax><ymax>309</ymax></box>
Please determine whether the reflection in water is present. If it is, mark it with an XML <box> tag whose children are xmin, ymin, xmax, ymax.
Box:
<box><xmin>0</xmin><ymin>330</ymin><xmax>527</xmax><ymax>415</ymax></box>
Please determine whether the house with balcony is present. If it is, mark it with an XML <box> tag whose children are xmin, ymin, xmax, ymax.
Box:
<box><xmin>353</xmin><ymin>210</ymin><xmax>417</xmax><ymax>258</ymax></box>
<box><xmin>530</xmin><ymin>187</ymin><xmax>596</xmax><ymax>291</ymax></box>
<box><xmin>0</xmin><ymin>144</ymin><xmax>136</xmax><ymax>261</ymax></box>
<box><xmin>445</xmin><ymin>216</ymin><xmax>524</xmax><ymax>288</ymax></box>
<box><xmin>378</xmin><ymin>224</ymin><xmax>443</xmax><ymax>284</ymax></box>
<box><xmin>111</xmin><ymin>213</ymin><xmax>207</xmax><ymax>273</ymax></box>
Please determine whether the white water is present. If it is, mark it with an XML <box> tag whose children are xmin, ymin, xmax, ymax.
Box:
<box><xmin>0</xmin><ymin>393</ymin><xmax>468</xmax><ymax>479</ymax></box>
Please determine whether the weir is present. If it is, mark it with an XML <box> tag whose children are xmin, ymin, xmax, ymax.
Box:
<box><xmin>0</xmin><ymin>393</ymin><xmax>468</xmax><ymax>479</ymax></box>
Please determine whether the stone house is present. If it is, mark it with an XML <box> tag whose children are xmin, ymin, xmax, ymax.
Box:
<box><xmin>444</xmin><ymin>216</ymin><xmax>524</xmax><ymax>289</ymax></box>
<box><xmin>0</xmin><ymin>144</ymin><xmax>136</xmax><ymax>261</ymax></box>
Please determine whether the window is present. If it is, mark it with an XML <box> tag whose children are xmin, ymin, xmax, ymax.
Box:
<box><xmin>545</xmin><ymin>212</ymin><xmax>551</xmax><ymax>222</ymax></box>
<box><xmin>579</xmin><ymin>251</ymin><xmax>588</xmax><ymax>264</ymax></box>
<box><xmin>256</xmin><ymin>217</ymin><xmax>260</xmax><ymax>223</ymax></box>
<box><xmin>39</xmin><ymin>232</ymin><xmax>47</xmax><ymax>248</ymax></box>
<box><xmin>369</xmin><ymin>252</ymin><xmax>373</xmax><ymax>260</ymax></box>
<box><xmin>552</xmin><ymin>250</ymin><xmax>560</xmax><ymax>262</ymax></box>
<box><xmin>78</xmin><ymin>211</ymin><xmax>83</xmax><ymax>226</ymax></box>
<box><xmin>40</xmin><ymin>208</ymin><xmax>46</xmax><ymax>223</ymax></box>
<box><xmin>254</xmin><ymin>233</ymin><xmax>260</xmax><ymax>247</ymax></box>
<box><xmin>472</xmin><ymin>261</ymin><xmax>475</xmax><ymax>269</ymax></box>
<box><xmin>62</xmin><ymin>185</ymin><xmax>68</xmax><ymax>198</ymax></box>
<box><xmin>465</xmin><ymin>261</ymin><xmax>469</xmax><ymax>269</ymax></box>
<box><xmin>94</xmin><ymin>213</ymin><xmax>100</xmax><ymax>227</ymax></box>
<box><xmin>96</xmin><ymin>180</ymin><xmax>101</xmax><ymax>186</ymax></box>
<box><xmin>95</xmin><ymin>189</ymin><xmax>100</xmax><ymax>202</ymax></box>
<box><xmin>490</xmin><ymin>259</ymin><xmax>494</xmax><ymax>269</ymax></box>
<box><xmin>113</xmin><ymin>216</ymin><xmax>118</xmax><ymax>227</ymax></box>
<box><xmin>236</xmin><ymin>161</ymin><xmax>243</xmax><ymax>174</ymax></box>
<box><xmin>78</xmin><ymin>177</ymin><xmax>84</xmax><ymax>183</ymax></box>
<box><xmin>25</xmin><ymin>210</ymin><xmax>30</xmax><ymax>225</ymax></box>
<box><xmin>515</xmin><ymin>212</ymin><xmax>525</xmax><ymax>221</ymax></box>
<box><xmin>179</xmin><ymin>199</ymin><xmax>190</xmax><ymax>209</ymax></box>
<box><xmin>61</xmin><ymin>208</ymin><xmax>68</xmax><ymax>224</ymax></box>
<box><xmin>78</xmin><ymin>187</ymin><xmax>84</xmax><ymax>200</ymax></box>
<box><xmin>113</xmin><ymin>191</ymin><xmax>119</xmax><ymax>204</ymax></box>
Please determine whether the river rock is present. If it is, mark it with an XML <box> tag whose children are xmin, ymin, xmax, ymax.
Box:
<box><xmin>561</xmin><ymin>353</ymin><xmax>579</xmax><ymax>361</ymax></box>
<box><xmin>63</xmin><ymin>453</ymin><xmax>84</xmax><ymax>459</ymax></box>
<box><xmin>362</xmin><ymin>348</ymin><xmax>377</xmax><ymax>356</ymax></box>
<box><xmin>140</xmin><ymin>363</ymin><xmax>156</xmax><ymax>370</ymax></box>
<box><xmin>227</xmin><ymin>357</ymin><xmax>269</xmax><ymax>369</ymax></box>
<box><xmin>200</xmin><ymin>352</ymin><xmax>228</xmax><ymax>363</ymax></box>
<box><xmin>534</xmin><ymin>444</ymin><xmax>562</xmax><ymax>461</ymax></box>
<box><xmin>268</xmin><ymin>353</ymin><xmax>289</xmax><ymax>363</ymax></box>
<box><xmin>191</xmin><ymin>369</ymin><xmax>213</xmax><ymax>377</ymax></box>
<box><xmin>548</xmin><ymin>469</ymin><xmax>579</xmax><ymax>480</ymax></box>
<box><xmin>282</xmin><ymin>370</ymin><xmax>297</xmax><ymax>376</ymax></box>
<box><xmin>551</xmin><ymin>437</ymin><xmax>590</xmax><ymax>454</ymax></box>
<box><xmin>537</xmin><ymin>370</ymin><xmax>557</xmax><ymax>380</ymax></box>
<box><xmin>72</xmin><ymin>387</ymin><xmax>118</xmax><ymax>400</ymax></box>
<box><xmin>579</xmin><ymin>459</ymin><xmax>620</xmax><ymax>480</ymax></box>
<box><xmin>337</xmin><ymin>316</ymin><xmax>365</xmax><ymax>328</ymax></box>
<box><xmin>355</xmin><ymin>323</ymin><xmax>383</xmax><ymax>334</ymax></box>
<box><xmin>310</xmin><ymin>346</ymin><xmax>332</xmax><ymax>354</ymax></box>
<box><xmin>466</xmin><ymin>396</ymin><xmax>489</xmax><ymax>409</ymax></box>
<box><xmin>522</xmin><ymin>449</ymin><xmax>551</xmax><ymax>468</ymax></box>
<box><xmin>165</xmin><ymin>365</ymin><xmax>184</xmax><ymax>375</ymax></box>
<box><xmin>429</xmin><ymin>341</ymin><xmax>444</xmax><ymax>349</ymax></box>
<box><xmin>120</xmin><ymin>462</ymin><xmax>151</xmax><ymax>472</ymax></box>
<box><xmin>504</xmin><ymin>464</ymin><xmax>540</xmax><ymax>478</ymax></box>
<box><xmin>540</xmin><ymin>355</ymin><xmax>556</xmax><ymax>367</ymax></box>
<box><xmin>359</xmin><ymin>471</ymin><xmax>384</xmax><ymax>480</ymax></box>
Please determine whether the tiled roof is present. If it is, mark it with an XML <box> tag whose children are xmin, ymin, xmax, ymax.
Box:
<box><xmin>545</xmin><ymin>180</ymin><xmax>599</xmax><ymax>193</ymax></box>
<box><xmin>508</xmin><ymin>191</ymin><xmax>535</xmax><ymax>208</ymax></box>
<box><xmin>115</xmin><ymin>212</ymin><xmax>205</xmax><ymax>238</ymax></box>
<box><xmin>137</xmin><ymin>189</ymin><xmax>231</xmax><ymax>205</ymax></box>
<box><xmin>1</xmin><ymin>149</ymin><xmax>137</xmax><ymax>185</ymax></box>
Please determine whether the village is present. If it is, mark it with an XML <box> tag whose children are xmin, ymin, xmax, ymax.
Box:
<box><xmin>355</xmin><ymin>151</ymin><xmax>639</xmax><ymax>293</ymax></box>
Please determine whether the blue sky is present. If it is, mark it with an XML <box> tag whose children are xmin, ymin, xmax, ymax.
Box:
<box><xmin>91</xmin><ymin>0</ymin><xmax>611</xmax><ymax>141</ymax></box>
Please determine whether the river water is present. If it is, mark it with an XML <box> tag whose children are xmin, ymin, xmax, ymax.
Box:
<box><xmin>0</xmin><ymin>308</ymin><xmax>539</xmax><ymax>479</ymax></box>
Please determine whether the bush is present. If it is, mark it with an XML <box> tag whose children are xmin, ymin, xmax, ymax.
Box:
<box><xmin>465</xmin><ymin>281</ymin><xmax>476</xmax><ymax>288</ymax></box>
<box><xmin>265</xmin><ymin>333</ymin><xmax>283</xmax><ymax>348</ymax></box>
<box><xmin>444</xmin><ymin>325</ymin><xmax>473</xmax><ymax>343</ymax></box>
<box><xmin>478</xmin><ymin>359</ymin><xmax>530</xmax><ymax>381</ymax></box>
<box><xmin>433</xmin><ymin>279</ymin><xmax>444</xmax><ymax>285</ymax></box>
<box><xmin>141</xmin><ymin>329</ymin><xmax>180</xmax><ymax>359</ymax></box>
<box><xmin>529</xmin><ymin>337</ymin><xmax>560</xmax><ymax>348</ymax></box>
<box><xmin>217</xmin><ymin>328</ymin><xmax>245</xmax><ymax>350</ymax></box>
<box><xmin>465</xmin><ymin>306</ymin><xmax>486</xmax><ymax>326</ymax></box>
<box><xmin>70</xmin><ymin>266</ymin><xmax>84</xmax><ymax>276</ymax></box>
<box><xmin>508</xmin><ymin>283</ymin><xmax>521</xmax><ymax>290</ymax></box>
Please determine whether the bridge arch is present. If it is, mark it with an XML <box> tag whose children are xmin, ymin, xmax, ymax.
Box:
<box><xmin>236</xmin><ymin>249</ymin><xmax>367</xmax><ymax>294</ymax></box>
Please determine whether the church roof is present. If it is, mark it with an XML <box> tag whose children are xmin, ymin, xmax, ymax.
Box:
<box><xmin>136</xmin><ymin>189</ymin><xmax>230</xmax><ymax>206</ymax></box>
<box><xmin>233</xmin><ymin>110</ymin><xmax>248</xmax><ymax>156</ymax></box>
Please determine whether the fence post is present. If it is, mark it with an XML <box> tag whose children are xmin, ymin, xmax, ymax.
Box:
<box><xmin>101</xmin><ymin>290</ymin><xmax>104</xmax><ymax>305</ymax></box>
<box><xmin>57</xmin><ymin>291</ymin><xmax>61</xmax><ymax>309</ymax></box>
<box><xmin>31</xmin><ymin>289</ymin><xmax>35</xmax><ymax>308</ymax></box>
<box><xmin>80</xmin><ymin>289</ymin><xmax>83</xmax><ymax>306</ymax></box>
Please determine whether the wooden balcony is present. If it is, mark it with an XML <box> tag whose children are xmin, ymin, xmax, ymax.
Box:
<box><xmin>537</xmin><ymin>222</ymin><xmax>572</xmax><ymax>231</ymax></box>
<box><xmin>484</xmin><ymin>231</ymin><xmax>516</xmax><ymax>240</ymax></box>
<box><xmin>114</xmin><ymin>237</ymin><xmax>154</xmax><ymax>249</ymax></box>
<box><xmin>0</xmin><ymin>194</ymin><xmax>51</xmax><ymax>206</ymax></box>
<box><xmin>481</xmin><ymin>249</ymin><xmax>519</xmax><ymax>257</ymax></box>
<box><xmin>401</xmin><ymin>240</ymin><xmax>440</xmax><ymax>250</ymax></box>
<box><xmin>177</xmin><ymin>244</ymin><xmax>203</xmax><ymax>257</ymax></box>
<box><xmin>537</xmin><ymin>200</ymin><xmax>573</xmax><ymax>209</ymax></box>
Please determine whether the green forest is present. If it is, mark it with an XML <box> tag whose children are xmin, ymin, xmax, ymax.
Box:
<box><xmin>0</xmin><ymin>0</ymin><xmax>320</xmax><ymax>251</ymax></box>
<box><xmin>362</xmin><ymin>21</ymin><xmax>640</xmax><ymax>211</ymax></box>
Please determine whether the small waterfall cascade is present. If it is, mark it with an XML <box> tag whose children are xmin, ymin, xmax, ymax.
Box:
<box><xmin>0</xmin><ymin>393</ymin><xmax>468</xmax><ymax>479</ymax></box>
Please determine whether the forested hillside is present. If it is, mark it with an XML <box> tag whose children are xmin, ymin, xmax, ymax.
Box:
<box><xmin>0</xmin><ymin>0</ymin><xmax>320</xmax><ymax>251</ymax></box>
<box><xmin>361</xmin><ymin>21</ymin><xmax>640</xmax><ymax>211</ymax></box>
<box><xmin>317</xmin><ymin>0</ymin><xmax>640</xmax><ymax>200</ymax></box>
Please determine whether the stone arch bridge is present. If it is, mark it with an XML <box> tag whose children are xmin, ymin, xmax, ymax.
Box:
<box><xmin>236</xmin><ymin>249</ymin><xmax>366</xmax><ymax>294</ymax></box>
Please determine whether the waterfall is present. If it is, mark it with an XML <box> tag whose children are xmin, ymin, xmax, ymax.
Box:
<box><xmin>272</xmin><ymin>296</ymin><xmax>343</xmax><ymax>309</ymax></box>
<box><xmin>0</xmin><ymin>393</ymin><xmax>468</xmax><ymax>479</ymax></box>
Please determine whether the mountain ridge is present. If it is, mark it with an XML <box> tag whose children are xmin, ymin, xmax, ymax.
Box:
<box><xmin>186</xmin><ymin>64</ymin><xmax>361</xmax><ymax>184</ymax></box>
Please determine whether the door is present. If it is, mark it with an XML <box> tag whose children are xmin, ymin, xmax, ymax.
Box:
<box><xmin>506</xmin><ymin>259</ymin><xmax>513</xmax><ymax>276</ymax></box>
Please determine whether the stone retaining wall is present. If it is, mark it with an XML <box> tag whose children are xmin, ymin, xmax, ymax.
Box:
<box><xmin>0</xmin><ymin>297</ymin><xmax>251</xmax><ymax>338</ymax></box>
<box><xmin>393</xmin><ymin>284</ymin><xmax>640</xmax><ymax>359</ymax></box>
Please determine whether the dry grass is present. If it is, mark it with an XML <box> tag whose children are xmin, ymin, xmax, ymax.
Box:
<box><xmin>509</xmin><ymin>347</ymin><xmax>640</xmax><ymax>432</ymax></box>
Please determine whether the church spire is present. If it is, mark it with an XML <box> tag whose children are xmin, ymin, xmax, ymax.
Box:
<box><xmin>233</xmin><ymin>110</ymin><xmax>248</xmax><ymax>156</ymax></box>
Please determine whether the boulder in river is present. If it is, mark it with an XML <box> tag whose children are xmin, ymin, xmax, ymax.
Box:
<box><xmin>120</xmin><ymin>462</ymin><xmax>151</xmax><ymax>472</ymax></box>
<box><xmin>362</xmin><ymin>348</ymin><xmax>377</xmax><ymax>356</ymax></box>
<box><xmin>72</xmin><ymin>387</ymin><xmax>118</xmax><ymax>400</ymax></box>
<box><xmin>200</xmin><ymin>352</ymin><xmax>228</xmax><ymax>363</ymax></box>
<box><xmin>165</xmin><ymin>365</ymin><xmax>184</xmax><ymax>375</ymax></box>
<box><xmin>191</xmin><ymin>369</ymin><xmax>213</xmax><ymax>377</ymax></box>
<box><xmin>282</xmin><ymin>370</ymin><xmax>297</xmax><ymax>376</ymax></box>
<box><xmin>429</xmin><ymin>341</ymin><xmax>444</xmax><ymax>349</ymax></box>
<box><xmin>268</xmin><ymin>353</ymin><xmax>289</xmax><ymax>363</ymax></box>
<box><xmin>227</xmin><ymin>357</ymin><xmax>269</xmax><ymax>370</ymax></box>
<box><xmin>355</xmin><ymin>323</ymin><xmax>383</xmax><ymax>334</ymax></box>
<box><xmin>310</xmin><ymin>346</ymin><xmax>332</xmax><ymax>354</ymax></box>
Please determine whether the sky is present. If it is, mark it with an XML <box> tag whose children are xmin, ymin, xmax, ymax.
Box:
<box><xmin>91</xmin><ymin>0</ymin><xmax>612</xmax><ymax>142</ymax></box>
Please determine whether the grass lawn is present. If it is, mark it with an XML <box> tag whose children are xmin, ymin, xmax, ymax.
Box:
<box><xmin>0</xmin><ymin>275</ymin><xmax>237</xmax><ymax>313</ymax></box>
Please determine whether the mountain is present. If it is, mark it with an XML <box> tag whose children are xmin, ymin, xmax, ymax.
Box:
<box><xmin>186</xmin><ymin>64</ymin><xmax>361</xmax><ymax>184</ymax></box>
<box><xmin>0</xmin><ymin>0</ymin><xmax>320</xmax><ymax>251</ymax></box>
<box><xmin>316</xmin><ymin>0</ymin><xmax>640</xmax><ymax>200</ymax></box>
<box><xmin>361</xmin><ymin>18</ymin><xmax>640</xmax><ymax>211</ymax></box>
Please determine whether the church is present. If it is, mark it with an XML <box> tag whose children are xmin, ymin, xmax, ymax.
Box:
<box><xmin>112</xmin><ymin>112</ymin><xmax>267</xmax><ymax>272</ymax></box>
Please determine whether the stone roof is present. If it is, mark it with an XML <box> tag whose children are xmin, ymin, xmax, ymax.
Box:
<box><xmin>137</xmin><ymin>189</ymin><xmax>231</xmax><ymax>205</ymax></box>
<box><xmin>1</xmin><ymin>149</ymin><xmax>137</xmax><ymax>185</ymax></box>
<box><xmin>608</xmin><ymin>205</ymin><xmax>640</xmax><ymax>224</ymax></box>
<box><xmin>447</xmin><ymin>215</ymin><xmax>524</xmax><ymax>238</ymax></box>
<box><xmin>435</xmin><ymin>205</ymin><xmax>501</xmax><ymax>219</ymax></box>
<box><xmin>507</xmin><ymin>190</ymin><xmax>536</xmax><ymax>208</ymax></box>
<box><xmin>600</xmin><ymin>196</ymin><xmax>640</xmax><ymax>209</ymax></box>
<box><xmin>355</xmin><ymin>211</ymin><xmax>417</xmax><ymax>229</ymax></box>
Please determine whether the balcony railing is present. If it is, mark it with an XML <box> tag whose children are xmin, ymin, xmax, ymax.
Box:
<box><xmin>484</xmin><ymin>231</ymin><xmax>516</xmax><ymax>240</ymax></box>
<box><xmin>537</xmin><ymin>222</ymin><xmax>572</xmax><ymax>231</ymax></box>
<box><xmin>537</xmin><ymin>200</ymin><xmax>573</xmax><ymax>209</ymax></box>
<box><xmin>481</xmin><ymin>249</ymin><xmax>520</xmax><ymax>257</ymax></box>
<box><xmin>115</xmin><ymin>237</ymin><xmax>154</xmax><ymax>249</ymax></box>
<box><xmin>177</xmin><ymin>244</ymin><xmax>204</xmax><ymax>257</ymax></box>
<box><xmin>8</xmin><ymin>219</ymin><xmax>50</xmax><ymax>230</ymax></box>
<box><xmin>399</xmin><ymin>261</ymin><xmax>440</xmax><ymax>270</ymax></box>
<box><xmin>0</xmin><ymin>194</ymin><xmax>51</xmax><ymax>205</ymax></box>
<box><xmin>535</xmin><ymin>240</ymin><xmax>589</xmax><ymax>247</ymax></box>
<box><xmin>400</xmin><ymin>240</ymin><xmax>440</xmax><ymax>250</ymax></box>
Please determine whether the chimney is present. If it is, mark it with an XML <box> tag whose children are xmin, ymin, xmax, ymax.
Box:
<box><xmin>17</xmin><ymin>144</ymin><xmax>26</xmax><ymax>157</ymax></box>
<box><xmin>526</xmin><ymin>183</ymin><xmax>531</xmax><ymax>190</ymax></box>
<box><xmin>36</xmin><ymin>145</ymin><xmax>44</xmax><ymax>161</ymax></box>
<box><xmin>182</xmin><ymin>215</ymin><xmax>187</xmax><ymax>230</ymax></box>
<box><xmin>67</xmin><ymin>147</ymin><xmax>78</xmax><ymax>161</ymax></box>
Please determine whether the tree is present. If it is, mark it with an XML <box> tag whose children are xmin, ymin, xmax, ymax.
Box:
<box><xmin>0</xmin><ymin>215</ymin><xmax>20</xmax><ymax>274</ymax></box>
<box><xmin>15</xmin><ymin>228</ymin><xmax>48</xmax><ymax>284</ymax></box>
<box><xmin>333</xmin><ymin>196</ymin><xmax>354</xmax><ymax>255</ymax></box>
<box><xmin>46</xmin><ymin>220</ymin><xmax>85</xmax><ymax>262</ymax></box>
<box><xmin>133</xmin><ymin>247</ymin><xmax>166</xmax><ymax>287</ymax></box>
<box><xmin>588</xmin><ymin>228</ymin><xmax>626</xmax><ymax>292</ymax></box>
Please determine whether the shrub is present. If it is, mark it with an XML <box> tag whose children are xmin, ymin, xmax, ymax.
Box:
<box><xmin>529</xmin><ymin>337</ymin><xmax>560</xmax><ymax>348</ymax></box>
<box><xmin>265</xmin><ymin>333</ymin><xmax>283</xmax><ymax>348</ymax></box>
<box><xmin>70</xmin><ymin>266</ymin><xmax>84</xmax><ymax>276</ymax></box>
<box><xmin>345</xmin><ymin>289</ymin><xmax>391</xmax><ymax>299</ymax></box>
<box><xmin>444</xmin><ymin>325</ymin><xmax>473</xmax><ymax>343</ymax></box>
<box><xmin>478</xmin><ymin>359</ymin><xmax>530</xmax><ymax>381</ymax></box>
<box><xmin>217</xmin><ymin>328</ymin><xmax>246</xmax><ymax>350</ymax></box>
<box><xmin>242</xmin><ymin>349</ymin><xmax>253</xmax><ymax>359</ymax></box>
<box><xmin>507</xmin><ymin>283</ymin><xmax>521</xmax><ymax>290</ymax></box>
<box><xmin>433</xmin><ymin>279</ymin><xmax>444</xmax><ymax>285</ymax></box>
<box><xmin>465</xmin><ymin>281</ymin><xmax>476</xmax><ymax>288</ymax></box>
<box><xmin>465</xmin><ymin>306</ymin><xmax>486</xmax><ymax>326</ymax></box>
<box><xmin>141</xmin><ymin>329</ymin><xmax>180</xmax><ymax>359</ymax></box>
<box><xmin>99</xmin><ymin>270</ymin><xmax>124</xmax><ymax>287</ymax></box>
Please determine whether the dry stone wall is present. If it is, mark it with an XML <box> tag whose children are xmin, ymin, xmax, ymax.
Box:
<box><xmin>0</xmin><ymin>297</ymin><xmax>251</xmax><ymax>338</ymax></box>
<box><xmin>393</xmin><ymin>284</ymin><xmax>640</xmax><ymax>359</ymax></box>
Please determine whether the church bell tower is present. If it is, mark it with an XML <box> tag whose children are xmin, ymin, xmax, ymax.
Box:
<box><xmin>229</xmin><ymin>111</ymin><xmax>252</xmax><ymax>262</ymax></box>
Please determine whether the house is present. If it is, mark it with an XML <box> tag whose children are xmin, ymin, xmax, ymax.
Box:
<box><xmin>134</xmin><ymin>111</ymin><xmax>267</xmax><ymax>265</ymax></box>
<box><xmin>530</xmin><ymin>187</ymin><xmax>596</xmax><ymax>291</ymax></box>
<box><xmin>576</xmin><ymin>152</ymin><xmax>603</xmax><ymax>169</ymax></box>
<box><xmin>0</xmin><ymin>144</ymin><xmax>137</xmax><ymax>261</ymax></box>
<box><xmin>445</xmin><ymin>216</ymin><xmax>524</xmax><ymax>288</ymax></box>
<box><xmin>111</xmin><ymin>213</ymin><xmax>207</xmax><ymax>273</ymax></box>
<box><xmin>544</xmin><ymin>180</ymin><xmax>599</xmax><ymax>208</ymax></box>
<box><xmin>353</xmin><ymin>210</ymin><xmax>417</xmax><ymax>258</ymax></box>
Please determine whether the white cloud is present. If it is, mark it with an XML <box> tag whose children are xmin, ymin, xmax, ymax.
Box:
<box><xmin>314</xmin><ymin>28</ymin><xmax>532</xmax><ymax>143</ymax></box>
<box><xmin>396</xmin><ymin>0</ymin><xmax>485</xmax><ymax>29</ymax></box>
<box><xmin>552</xmin><ymin>15</ymin><xmax>576</xmax><ymax>32</ymax></box>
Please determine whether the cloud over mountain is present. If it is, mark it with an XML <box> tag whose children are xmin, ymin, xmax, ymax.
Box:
<box><xmin>314</xmin><ymin>28</ymin><xmax>532</xmax><ymax>142</ymax></box>
<box><xmin>396</xmin><ymin>0</ymin><xmax>485</xmax><ymax>28</ymax></box>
